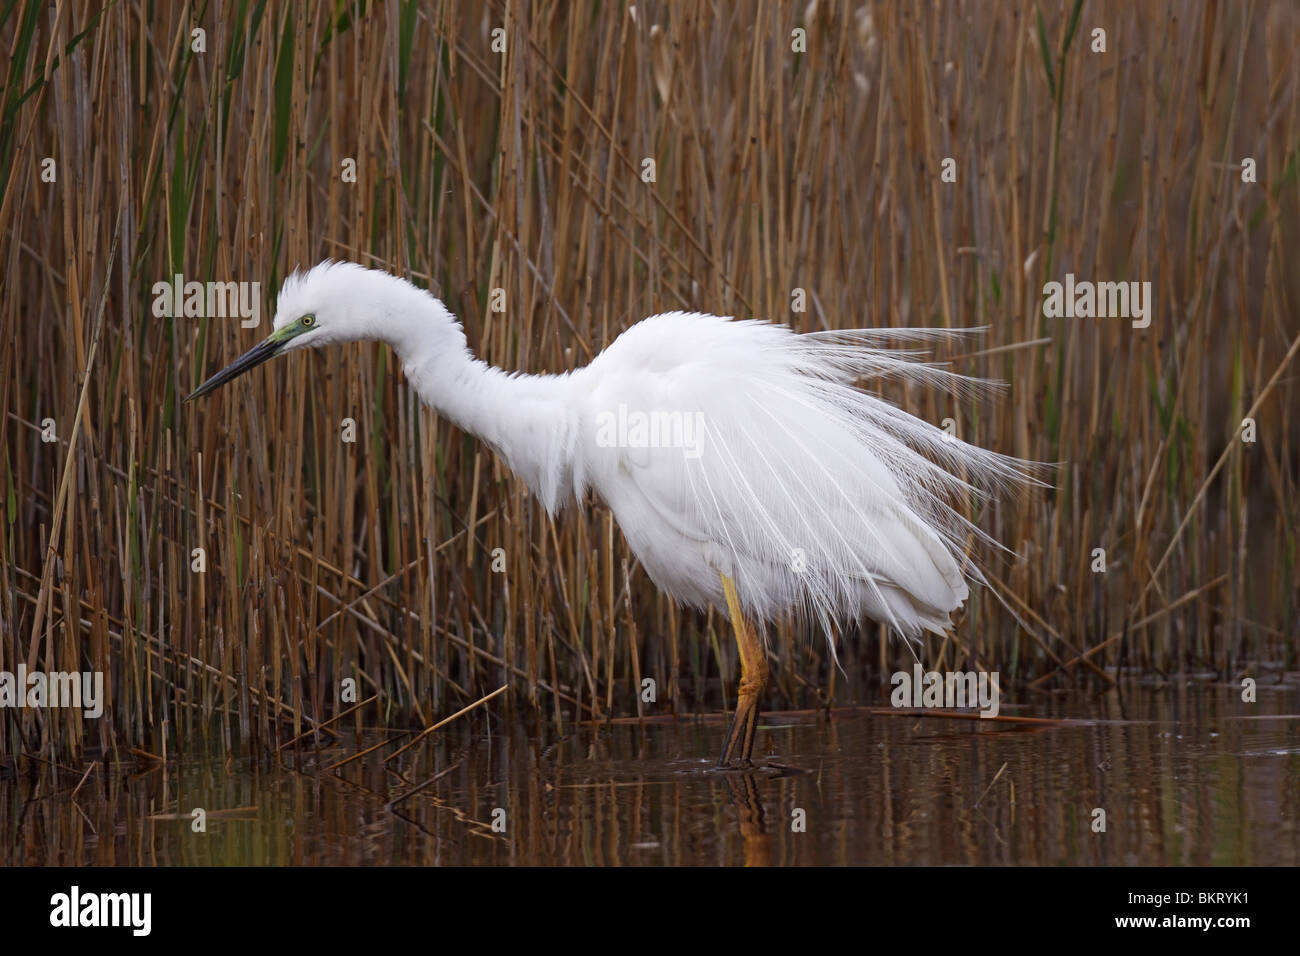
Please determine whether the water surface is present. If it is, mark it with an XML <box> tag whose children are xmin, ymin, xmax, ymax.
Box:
<box><xmin>4</xmin><ymin>683</ymin><xmax>1296</xmax><ymax>865</ymax></box>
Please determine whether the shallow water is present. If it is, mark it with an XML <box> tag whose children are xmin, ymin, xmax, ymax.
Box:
<box><xmin>4</xmin><ymin>683</ymin><xmax>1297</xmax><ymax>865</ymax></box>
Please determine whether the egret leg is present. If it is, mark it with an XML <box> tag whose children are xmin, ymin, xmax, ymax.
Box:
<box><xmin>717</xmin><ymin>572</ymin><xmax>768</xmax><ymax>767</ymax></box>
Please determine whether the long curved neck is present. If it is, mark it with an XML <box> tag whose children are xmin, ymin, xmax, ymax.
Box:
<box><xmin>383</xmin><ymin>301</ymin><xmax>582</xmax><ymax>514</ymax></box>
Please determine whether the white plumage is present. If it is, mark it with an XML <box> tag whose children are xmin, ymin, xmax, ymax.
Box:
<box><xmin>189</xmin><ymin>261</ymin><xmax>1039</xmax><ymax>764</ymax></box>
<box><xmin>574</xmin><ymin>311</ymin><xmax>1031</xmax><ymax>640</ymax></box>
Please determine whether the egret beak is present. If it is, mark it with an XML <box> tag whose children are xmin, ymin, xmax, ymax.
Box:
<box><xmin>186</xmin><ymin>333</ymin><xmax>287</xmax><ymax>402</ymax></box>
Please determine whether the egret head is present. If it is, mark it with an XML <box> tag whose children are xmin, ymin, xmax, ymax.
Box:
<box><xmin>186</xmin><ymin>261</ymin><xmax>447</xmax><ymax>401</ymax></box>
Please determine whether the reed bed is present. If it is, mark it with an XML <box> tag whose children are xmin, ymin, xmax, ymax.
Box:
<box><xmin>1</xmin><ymin>0</ymin><xmax>1296</xmax><ymax>761</ymax></box>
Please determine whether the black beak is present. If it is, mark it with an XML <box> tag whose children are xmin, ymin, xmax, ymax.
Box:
<box><xmin>186</xmin><ymin>337</ymin><xmax>285</xmax><ymax>402</ymax></box>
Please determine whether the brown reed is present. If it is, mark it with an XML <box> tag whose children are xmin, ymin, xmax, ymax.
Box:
<box><xmin>1</xmin><ymin>0</ymin><xmax>1296</xmax><ymax>761</ymax></box>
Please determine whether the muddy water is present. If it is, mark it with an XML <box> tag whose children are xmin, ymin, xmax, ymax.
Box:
<box><xmin>3</xmin><ymin>683</ymin><xmax>1297</xmax><ymax>865</ymax></box>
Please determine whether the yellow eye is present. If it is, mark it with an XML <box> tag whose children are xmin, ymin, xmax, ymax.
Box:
<box><xmin>301</xmin><ymin>314</ymin><xmax>315</xmax><ymax>328</ymax></box>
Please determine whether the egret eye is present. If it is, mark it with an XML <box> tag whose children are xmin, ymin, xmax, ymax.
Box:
<box><xmin>301</xmin><ymin>314</ymin><xmax>316</xmax><ymax>328</ymax></box>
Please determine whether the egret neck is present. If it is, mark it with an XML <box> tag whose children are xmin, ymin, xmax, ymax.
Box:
<box><xmin>377</xmin><ymin>291</ymin><xmax>582</xmax><ymax>515</ymax></box>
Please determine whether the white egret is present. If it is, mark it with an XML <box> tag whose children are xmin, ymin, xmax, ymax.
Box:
<box><xmin>188</xmin><ymin>261</ymin><xmax>1038</xmax><ymax>766</ymax></box>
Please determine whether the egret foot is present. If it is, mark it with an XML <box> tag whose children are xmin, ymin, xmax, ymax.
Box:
<box><xmin>717</xmin><ymin>572</ymin><xmax>769</xmax><ymax>767</ymax></box>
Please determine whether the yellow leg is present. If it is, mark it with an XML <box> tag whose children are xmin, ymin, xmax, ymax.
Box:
<box><xmin>718</xmin><ymin>572</ymin><xmax>768</xmax><ymax>766</ymax></box>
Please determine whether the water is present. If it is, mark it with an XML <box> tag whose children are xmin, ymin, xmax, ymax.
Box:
<box><xmin>4</xmin><ymin>683</ymin><xmax>1296</xmax><ymax>865</ymax></box>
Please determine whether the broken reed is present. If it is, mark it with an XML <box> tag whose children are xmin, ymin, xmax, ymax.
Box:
<box><xmin>1</xmin><ymin>0</ymin><xmax>1296</xmax><ymax>761</ymax></box>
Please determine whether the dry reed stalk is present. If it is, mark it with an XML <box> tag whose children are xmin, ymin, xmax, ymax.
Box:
<box><xmin>0</xmin><ymin>0</ymin><xmax>1295</xmax><ymax>761</ymax></box>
